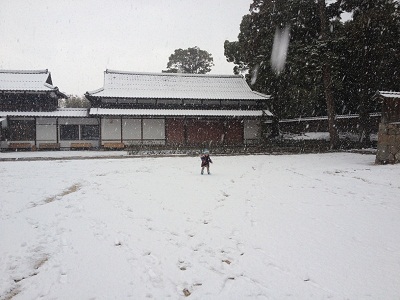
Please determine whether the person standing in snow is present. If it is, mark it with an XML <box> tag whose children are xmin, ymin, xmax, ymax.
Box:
<box><xmin>200</xmin><ymin>150</ymin><xmax>213</xmax><ymax>175</ymax></box>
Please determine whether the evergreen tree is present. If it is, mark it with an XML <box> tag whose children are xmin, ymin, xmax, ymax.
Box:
<box><xmin>225</xmin><ymin>0</ymin><xmax>400</xmax><ymax>145</ymax></box>
<box><xmin>61</xmin><ymin>95</ymin><xmax>91</xmax><ymax>108</ymax></box>
<box><xmin>163</xmin><ymin>46</ymin><xmax>214</xmax><ymax>74</ymax></box>
<box><xmin>224</xmin><ymin>0</ymin><xmax>336</xmax><ymax>134</ymax></box>
<box><xmin>340</xmin><ymin>0</ymin><xmax>400</xmax><ymax>145</ymax></box>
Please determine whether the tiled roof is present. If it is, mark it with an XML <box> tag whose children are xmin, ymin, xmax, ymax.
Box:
<box><xmin>0</xmin><ymin>69</ymin><xmax>67</xmax><ymax>97</ymax></box>
<box><xmin>0</xmin><ymin>108</ymin><xmax>88</xmax><ymax>117</ymax></box>
<box><xmin>86</xmin><ymin>70</ymin><xmax>271</xmax><ymax>100</ymax></box>
<box><xmin>377</xmin><ymin>91</ymin><xmax>400</xmax><ymax>99</ymax></box>
<box><xmin>89</xmin><ymin>108</ymin><xmax>271</xmax><ymax>117</ymax></box>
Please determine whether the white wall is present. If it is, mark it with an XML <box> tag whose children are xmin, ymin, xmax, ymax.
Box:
<box><xmin>101</xmin><ymin>118</ymin><xmax>121</xmax><ymax>141</ymax></box>
<box><xmin>122</xmin><ymin>118</ymin><xmax>141</xmax><ymax>140</ymax></box>
<box><xmin>36</xmin><ymin>118</ymin><xmax>57</xmax><ymax>143</ymax></box>
<box><xmin>37</xmin><ymin>125</ymin><xmax>57</xmax><ymax>142</ymax></box>
<box><xmin>101</xmin><ymin>118</ymin><xmax>166</xmax><ymax>144</ymax></box>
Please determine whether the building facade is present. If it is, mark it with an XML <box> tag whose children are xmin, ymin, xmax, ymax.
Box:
<box><xmin>0</xmin><ymin>69</ymin><xmax>271</xmax><ymax>150</ymax></box>
<box><xmin>0</xmin><ymin>70</ymin><xmax>100</xmax><ymax>150</ymax></box>
<box><xmin>85</xmin><ymin>70</ymin><xmax>272</xmax><ymax>148</ymax></box>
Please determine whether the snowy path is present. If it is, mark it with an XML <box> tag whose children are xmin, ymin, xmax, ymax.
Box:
<box><xmin>0</xmin><ymin>153</ymin><xmax>399</xmax><ymax>299</ymax></box>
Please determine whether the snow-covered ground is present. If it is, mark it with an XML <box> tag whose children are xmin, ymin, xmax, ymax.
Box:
<box><xmin>0</xmin><ymin>152</ymin><xmax>399</xmax><ymax>299</ymax></box>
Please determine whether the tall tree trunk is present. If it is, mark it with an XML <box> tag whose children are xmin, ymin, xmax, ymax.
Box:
<box><xmin>358</xmin><ymin>16</ymin><xmax>372</xmax><ymax>147</ymax></box>
<box><xmin>270</xmin><ymin>96</ymin><xmax>280</xmax><ymax>138</ymax></box>
<box><xmin>358</xmin><ymin>92</ymin><xmax>372</xmax><ymax>147</ymax></box>
<box><xmin>318</xmin><ymin>0</ymin><xmax>339</xmax><ymax>149</ymax></box>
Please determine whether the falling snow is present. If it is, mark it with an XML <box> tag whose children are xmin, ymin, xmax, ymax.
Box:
<box><xmin>270</xmin><ymin>26</ymin><xmax>290</xmax><ymax>74</ymax></box>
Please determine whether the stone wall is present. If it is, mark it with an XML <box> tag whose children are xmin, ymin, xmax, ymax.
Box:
<box><xmin>264</xmin><ymin>114</ymin><xmax>381</xmax><ymax>135</ymax></box>
<box><xmin>376</xmin><ymin>123</ymin><xmax>400</xmax><ymax>164</ymax></box>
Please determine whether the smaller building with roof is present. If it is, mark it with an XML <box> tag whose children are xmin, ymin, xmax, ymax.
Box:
<box><xmin>374</xmin><ymin>91</ymin><xmax>400</xmax><ymax>164</ymax></box>
<box><xmin>0</xmin><ymin>69</ymin><xmax>99</xmax><ymax>150</ymax></box>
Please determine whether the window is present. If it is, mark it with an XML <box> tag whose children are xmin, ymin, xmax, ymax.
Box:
<box><xmin>81</xmin><ymin>125</ymin><xmax>99</xmax><ymax>140</ymax></box>
<box><xmin>60</xmin><ymin>125</ymin><xmax>79</xmax><ymax>140</ymax></box>
<box><xmin>9</xmin><ymin>120</ymin><xmax>36</xmax><ymax>141</ymax></box>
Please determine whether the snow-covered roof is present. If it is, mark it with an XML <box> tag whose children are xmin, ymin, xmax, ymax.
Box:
<box><xmin>86</xmin><ymin>70</ymin><xmax>271</xmax><ymax>100</ymax></box>
<box><xmin>376</xmin><ymin>91</ymin><xmax>400</xmax><ymax>99</ymax></box>
<box><xmin>89</xmin><ymin>108</ymin><xmax>271</xmax><ymax>117</ymax></box>
<box><xmin>0</xmin><ymin>69</ymin><xmax>67</xmax><ymax>98</ymax></box>
<box><xmin>0</xmin><ymin>108</ymin><xmax>88</xmax><ymax>118</ymax></box>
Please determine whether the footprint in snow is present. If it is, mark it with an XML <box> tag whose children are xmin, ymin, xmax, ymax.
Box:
<box><xmin>178</xmin><ymin>259</ymin><xmax>191</xmax><ymax>271</ymax></box>
<box><xmin>222</xmin><ymin>192</ymin><xmax>230</xmax><ymax>198</ymax></box>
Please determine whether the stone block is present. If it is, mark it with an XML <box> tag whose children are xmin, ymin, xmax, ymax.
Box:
<box><xmin>389</xmin><ymin>145</ymin><xmax>399</xmax><ymax>155</ymax></box>
<box><xmin>378</xmin><ymin>134</ymin><xmax>390</xmax><ymax>145</ymax></box>
<box><xmin>376</xmin><ymin>145</ymin><xmax>390</xmax><ymax>163</ymax></box>
<box><xmin>388</xmin><ymin>135</ymin><xmax>397</xmax><ymax>146</ymax></box>
<box><xmin>387</xmin><ymin>124</ymin><xmax>400</xmax><ymax>135</ymax></box>
<box><xmin>378</xmin><ymin>124</ymin><xmax>387</xmax><ymax>134</ymax></box>
<box><xmin>395</xmin><ymin>152</ymin><xmax>400</xmax><ymax>163</ymax></box>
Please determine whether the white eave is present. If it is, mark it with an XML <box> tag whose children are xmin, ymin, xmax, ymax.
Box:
<box><xmin>0</xmin><ymin>108</ymin><xmax>89</xmax><ymax>118</ymax></box>
<box><xmin>376</xmin><ymin>91</ymin><xmax>400</xmax><ymax>99</ymax></box>
<box><xmin>89</xmin><ymin>108</ymin><xmax>272</xmax><ymax>117</ymax></box>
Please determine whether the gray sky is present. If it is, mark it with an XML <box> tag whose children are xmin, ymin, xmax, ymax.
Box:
<box><xmin>0</xmin><ymin>0</ymin><xmax>252</xmax><ymax>96</ymax></box>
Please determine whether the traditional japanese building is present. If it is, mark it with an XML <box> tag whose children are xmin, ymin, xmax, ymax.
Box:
<box><xmin>85</xmin><ymin>70</ymin><xmax>272</xmax><ymax>148</ymax></box>
<box><xmin>375</xmin><ymin>91</ymin><xmax>400</xmax><ymax>164</ymax></box>
<box><xmin>0</xmin><ymin>69</ymin><xmax>99</xmax><ymax>150</ymax></box>
<box><xmin>1</xmin><ymin>69</ymin><xmax>272</xmax><ymax>151</ymax></box>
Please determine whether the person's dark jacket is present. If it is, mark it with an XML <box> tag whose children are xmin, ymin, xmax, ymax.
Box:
<box><xmin>201</xmin><ymin>155</ymin><xmax>212</xmax><ymax>167</ymax></box>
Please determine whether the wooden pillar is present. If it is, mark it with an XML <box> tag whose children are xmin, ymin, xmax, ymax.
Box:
<box><xmin>98</xmin><ymin>117</ymin><xmax>102</xmax><ymax>148</ymax></box>
<box><xmin>183</xmin><ymin>117</ymin><xmax>188</xmax><ymax>146</ymax></box>
<box><xmin>34</xmin><ymin>117</ymin><xmax>37</xmax><ymax>149</ymax></box>
<box><xmin>141</xmin><ymin>118</ymin><xmax>144</xmax><ymax>144</ymax></box>
<box><xmin>56</xmin><ymin>117</ymin><xmax>59</xmax><ymax>144</ymax></box>
<box><xmin>120</xmin><ymin>117</ymin><xmax>123</xmax><ymax>143</ymax></box>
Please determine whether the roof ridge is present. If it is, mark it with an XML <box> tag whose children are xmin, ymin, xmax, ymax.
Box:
<box><xmin>105</xmin><ymin>69</ymin><xmax>241</xmax><ymax>78</ymax></box>
<box><xmin>57</xmin><ymin>108</ymin><xmax>88</xmax><ymax>111</ymax></box>
<box><xmin>91</xmin><ymin>107</ymin><xmax>261</xmax><ymax>111</ymax></box>
<box><xmin>0</xmin><ymin>69</ymin><xmax>48</xmax><ymax>74</ymax></box>
<box><xmin>88</xmin><ymin>107</ymin><xmax>269</xmax><ymax>117</ymax></box>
